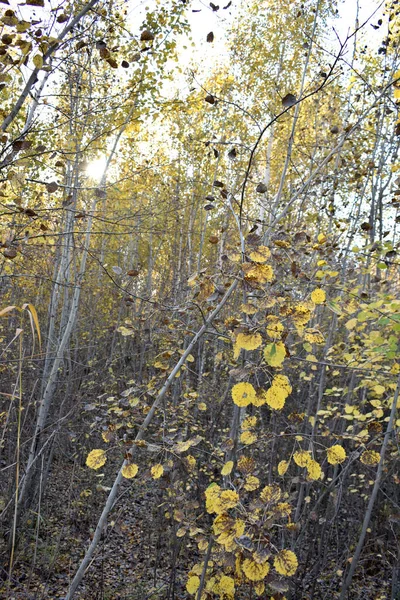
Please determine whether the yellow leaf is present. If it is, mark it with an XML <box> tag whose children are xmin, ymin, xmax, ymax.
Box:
<box><xmin>32</xmin><ymin>54</ymin><xmax>43</xmax><ymax>69</ymax></box>
<box><xmin>219</xmin><ymin>489</ymin><xmax>239</xmax><ymax>510</ymax></box>
<box><xmin>263</xmin><ymin>342</ymin><xmax>286</xmax><ymax>367</ymax></box>
<box><xmin>221</xmin><ymin>460</ymin><xmax>234</xmax><ymax>476</ymax></box>
<box><xmin>176</xmin><ymin>527</ymin><xmax>186</xmax><ymax>537</ymax></box>
<box><xmin>311</xmin><ymin>288</ymin><xmax>326</xmax><ymax>304</ymax></box>
<box><xmin>274</xmin><ymin>549</ymin><xmax>298</xmax><ymax>576</ymax></box>
<box><xmin>249</xmin><ymin>245</ymin><xmax>271</xmax><ymax>263</ymax></box>
<box><xmin>243</xmin><ymin>262</ymin><xmax>274</xmax><ymax>284</ymax></box>
<box><xmin>306</xmin><ymin>459</ymin><xmax>322</xmax><ymax>480</ymax></box>
<box><xmin>360</xmin><ymin>450</ymin><xmax>380</xmax><ymax>465</ymax></box>
<box><xmin>231</xmin><ymin>382</ymin><xmax>256</xmax><ymax>406</ymax></box>
<box><xmin>219</xmin><ymin>575</ymin><xmax>235</xmax><ymax>596</ymax></box>
<box><xmin>186</xmin><ymin>575</ymin><xmax>200</xmax><ymax>594</ymax></box>
<box><xmin>240</xmin><ymin>430</ymin><xmax>257</xmax><ymax>445</ymax></box>
<box><xmin>151</xmin><ymin>464</ymin><xmax>164</xmax><ymax>479</ymax></box>
<box><xmin>264</xmin><ymin>385</ymin><xmax>287</xmax><ymax>410</ymax></box>
<box><xmin>278</xmin><ymin>460</ymin><xmax>289</xmax><ymax>475</ymax></box>
<box><xmin>345</xmin><ymin>318</ymin><xmax>357</xmax><ymax>330</ymax></box>
<box><xmin>121</xmin><ymin>463</ymin><xmax>139</xmax><ymax>478</ymax></box>
<box><xmin>293</xmin><ymin>450</ymin><xmax>311</xmax><ymax>468</ymax></box>
<box><xmin>244</xmin><ymin>475</ymin><xmax>260</xmax><ymax>491</ymax></box>
<box><xmin>326</xmin><ymin>445</ymin><xmax>346</xmax><ymax>465</ymax></box>
<box><xmin>240</xmin><ymin>302</ymin><xmax>258</xmax><ymax>315</ymax></box>
<box><xmin>260</xmin><ymin>484</ymin><xmax>281</xmax><ymax>503</ymax></box>
<box><xmin>373</xmin><ymin>384</ymin><xmax>385</xmax><ymax>395</ymax></box>
<box><xmin>86</xmin><ymin>449</ymin><xmax>106</xmax><ymax>470</ymax></box>
<box><xmin>242</xmin><ymin>558</ymin><xmax>270</xmax><ymax>581</ymax></box>
<box><xmin>234</xmin><ymin>331</ymin><xmax>262</xmax><ymax>359</ymax></box>
<box><xmin>242</xmin><ymin>415</ymin><xmax>257</xmax><ymax>429</ymax></box>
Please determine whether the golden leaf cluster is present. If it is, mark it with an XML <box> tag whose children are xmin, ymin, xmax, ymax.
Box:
<box><xmin>213</xmin><ymin>513</ymin><xmax>245</xmax><ymax>551</ymax></box>
<box><xmin>231</xmin><ymin>382</ymin><xmax>256</xmax><ymax>407</ymax></box>
<box><xmin>249</xmin><ymin>245</ymin><xmax>271</xmax><ymax>263</ymax></box>
<box><xmin>186</xmin><ymin>575</ymin><xmax>200</xmax><ymax>594</ymax></box>
<box><xmin>304</xmin><ymin>328</ymin><xmax>325</xmax><ymax>344</ymax></box>
<box><xmin>243</xmin><ymin>262</ymin><xmax>274</xmax><ymax>285</ymax></box>
<box><xmin>240</xmin><ymin>430</ymin><xmax>257</xmax><ymax>445</ymax></box>
<box><xmin>265</xmin><ymin>315</ymin><xmax>284</xmax><ymax>339</ymax></box>
<box><xmin>294</xmin><ymin>450</ymin><xmax>322</xmax><ymax>480</ymax></box>
<box><xmin>205</xmin><ymin>485</ymin><xmax>239</xmax><ymax>515</ymax></box>
<box><xmin>326</xmin><ymin>445</ymin><xmax>346</xmax><ymax>465</ymax></box>
<box><xmin>233</xmin><ymin>331</ymin><xmax>262</xmax><ymax>359</ymax></box>
<box><xmin>360</xmin><ymin>450</ymin><xmax>380</xmax><ymax>465</ymax></box>
<box><xmin>260</xmin><ymin>484</ymin><xmax>281</xmax><ymax>504</ymax></box>
<box><xmin>263</xmin><ymin>374</ymin><xmax>292</xmax><ymax>410</ymax></box>
<box><xmin>292</xmin><ymin>302</ymin><xmax>312</xmax><ymax>333</ymax></box>
<box><xmin>244</xmin><ymin>475</ymin><xmax>260</xmax><ymax>491</ymax></box>
<box><xmin>311</xmin><ymin>288</ymin><xmax>326</xmax><ymax>304</ymax></box>
<box><xmin>221</xmin><ymin>461</ymin><xmax>234</xmax><ymax>476</ymax></box>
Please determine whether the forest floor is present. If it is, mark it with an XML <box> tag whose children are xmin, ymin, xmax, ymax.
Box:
<box><xmin>1</xmin><ymin>460</ymin><xmax>394</xmax><ymax>600</ymax></box>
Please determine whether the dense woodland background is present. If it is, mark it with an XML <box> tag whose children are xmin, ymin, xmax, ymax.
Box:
<box><xmin>0</xmin><ymin>0</ymin><xmax>400</xmax><ymax>598</ymax></box>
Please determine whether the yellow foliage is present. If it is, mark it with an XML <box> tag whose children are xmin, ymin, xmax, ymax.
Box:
<box><xmin>219</xmin><ymin>490</ymin><xmax>239</xmax><ymax>510</ymax></box>
<box><xmin>249</xmin><ymin>245</ymin><xmax>271</xmax><ymax>263</ymax></box>
<box><xmin>265</xmin><ymin>315</ymin><xmax>284</xmax><ymax>339</ymax></box>
<box><xmin>234</xmin><ymin>331</ymin><xmax>262</xmax><ymax>359</ymax></box>
<box><xmin>263</xmin><ymin>341</ymin><xmax>286</xmax><ymax>367</ymax></box>
<box><xmin>151</xmin><ymin>464</ymin><xmax>164</xmax><ymax>479</ymax></box>
<box><xmin>240</xmin><ymin>430</ymin><xmax>257</xmax><ymax>445</ymax></box>
<box><xmin>311</xmin><ymin>288</ymin><xmax>326</xmax><ymax>304</ymax></box>
<box><xmin>276</xmin><ymin>502</ymin><xmax>292</xmax><ymax>517</ymax></box>
<box><xmin>264</xmin><ymin>385</ymin><xmax>287</xmax><ymax>410</ymax></box>
<box><xmin>360</xmin><ymin>450</ymin><xmax>380</xmax><ymax>465</ymax></box>
<box><xmin>326</xmin><ymin>445</ymin><xmax>346</xmax><ymax>465</ymax></box>
<box><xmin>306</xmin><ymin>459</ymin><xmax>322</xmax><ymax>480</ymax></box>
<box><xmin>304</xmin><ymin>328</ymin><xmax>325</xmax><ymax>344</ymax></box>
<box><xmin>254</xmin><ymin>582</ymin><xmax>265</xmax><ymax>596</ymax></box>
<box><xmin>121</xmin><ymin>463</ymin><xmax>139</xmax><ymax>479</ymax></box>
<box><xmin>273</xmin><ymin>374</ymin><xmax>292</xmax><ymax>393</ymax></box>
<box><xmin>278</xmin><ymin>460</ymin><xmax>289</xmax><ymax>475</ymax></box>
<box><xmin>243</xmin><ymin>262</ymin><xmax>274</xmax><ymax>284</ymax></box>
<box><xmin>221</xmin><ymin>461</ymin><xmax>234</xmax><ymax>476</ymax></box>
<box><xmin>205</xmin><ymin>484</ymin><xmax>221</xmax><ymax>514</ymax></box>
<box><xmin>260</xmin><ymin>484</ymin><xmax>281</xmax><ymax>504</ymax></box>
<box><xmin>244</xmin><ymin>475</ymin><xmax>260</xmax><ymax>491</ymax></box>
<box><xmin>292</xmin><ymin>302</ymin><xmax>312</xmax><ymax>333</ymax></box>
<box><xmin>263</xmin><ymin>374</ymin><xmax>292</xmax><ymax>410</ymax></box>
<box><xmin>231</xmin><ymin>382</ymin><xmax>256</xmax><ymax>406</ymax></box>
<box><xmin>219</xmin><ymin>575</ymin><xmax>235</xmax><ymax>597</ymax></box>
<box><xmin>213</xmin><ymin>514</ymin><xmax>245</xmax><ymax>551</ymax></box>
<box><xmin>293</xmin><ymin>450</ymin><xmax>311</xmax><ymax>468</ymax></box>
<box><xmin>237</xmin><ymin>455</ymin><xmax>255</xmax><ymax>474</ymax></box>
<box><xmin>185</xmin><ymin>455</ymin><xmax>196</xmax><ymax>470</ymax></box>
<box><xmin>252</xmin><ymin>390</ymin><xmax>267</xmax><ymax>407</ymax></box>
<box><xmin>242</xmin><ymin>558</ymin><xmax>270</xmax><ymax>581</ymax></box>
<box><xmin>86</xmin><ymin>449</ymin><xmax>107</xmax><ymax>470</ymax></box>
<box><xmin>240</xmin><ymin>302</ymin><xmax>258</xmax><ymax>315</ymax></box>
<box><xmin>186</xmin><ymin>575</ymin><xmax>200</xmax><ymax>594</ymax></box>
<box><xmin>242</xmin><ymin>415</ymin><xmax>257</xmax><ymax>429</ymax></box>
<box><xmin>274</xmin><ymin>550</ymin><xmax>298</xmax><ymax>576</ymax></box>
